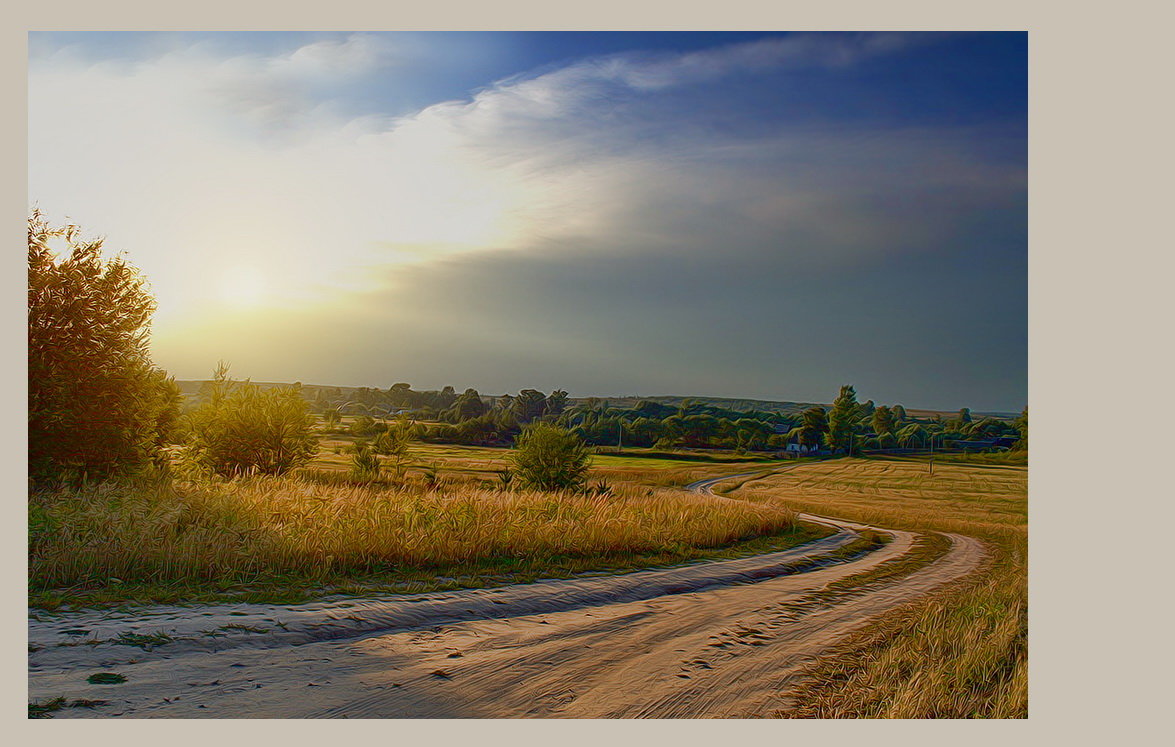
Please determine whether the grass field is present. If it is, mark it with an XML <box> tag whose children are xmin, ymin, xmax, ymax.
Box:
<box><xmin>29</xmin><ymin>458</ymin><xmax>831</xmax><ymax>609</ymax></box>
<box><xmin>29</xmin><ymin>424</ymin><xmax>1027</xmax><ymax>718</ymax></box>
<box><xmin>726</xmin><ymin>456</ymin><xmax>1027</xmax><ymax>718</ymax></box>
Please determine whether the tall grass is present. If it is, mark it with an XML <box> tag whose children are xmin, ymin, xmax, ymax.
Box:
<box><xmin>29</xmin><ymin>473</ymin><xmax>797</xmax><ymax>602</ymax></box>
<box><xmin>730</xmin><ymin>457</ymin><xmax>1027</xmax><ymax>719</ymax></box>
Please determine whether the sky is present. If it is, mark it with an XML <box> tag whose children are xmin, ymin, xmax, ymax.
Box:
<box><xmin>27</xmin><ymin>31</ymin><xmax>1027</xmax><ymax>412</ymax></box>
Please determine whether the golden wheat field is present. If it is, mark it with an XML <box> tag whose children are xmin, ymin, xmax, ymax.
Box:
<box><xmin>727</xmin><ymin>457</ymin><xmax>1027</xmax><ymax>718</ymax></box>
<box><xmin>28</xmin><ymin>470</ymin><xmax>816</xmax><ymax>608</ymax></box>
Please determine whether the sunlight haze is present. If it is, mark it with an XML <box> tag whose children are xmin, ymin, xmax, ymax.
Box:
<box><xmin>28</xmin><ymin>31</ymin><xmax>1027</xmax><ymax>411</ymax></box>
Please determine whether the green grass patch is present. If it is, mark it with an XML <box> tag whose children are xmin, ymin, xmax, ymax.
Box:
<box><xmin>29</xmin><ymin>697</ymin><xmax>108</xmax><ymax>718</ymax></box>
<box><xmin>86</xmin><ymin>672</ymin><xmax>127</xmax><ymax>684</ymax></box>
<box><xmin>112</xmin><ymin>631</ymin><xmax>173</xmax><ymax>649</ymax></box>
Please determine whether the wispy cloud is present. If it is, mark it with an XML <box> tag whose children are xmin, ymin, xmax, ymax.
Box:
<box><xmin>28</xmin><ymin>32</ymin><xmax>1025</xmax><ymax>408</ymax></box>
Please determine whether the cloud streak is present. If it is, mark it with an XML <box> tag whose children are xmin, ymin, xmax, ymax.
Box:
<box><xmin>28</xmin><ymin>32</ymin><xmax>1026</xmax><ymax>410</ymax></box>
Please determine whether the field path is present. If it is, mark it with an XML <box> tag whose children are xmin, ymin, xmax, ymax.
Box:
<box><xmin>28</xmin><ymin>469</ymin><xmax>985</xmax><ymax>718</ymax></box>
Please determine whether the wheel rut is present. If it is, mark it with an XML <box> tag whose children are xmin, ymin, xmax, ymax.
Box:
<box><xmin>28</xmin><ymin>467</ymin><xmax>985</xmax><ymax>718</ymax></box>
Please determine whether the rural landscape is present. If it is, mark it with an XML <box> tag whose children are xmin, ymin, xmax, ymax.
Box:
<box><xmin>28</xmin><ymin>31</ymin><xmax>1027</xmax><ymax>719</ymax></box>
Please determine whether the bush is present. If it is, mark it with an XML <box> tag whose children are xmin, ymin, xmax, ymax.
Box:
<box><xmin>182</xmin><ymin>365</ymin><xmax>318</xmax><ymax>477</ymax></box>
<box><xmin>510</xmin><ymin>423</ymin><xmax>591</xmax><ymax>492</ymax></box>
<box><xmin>349</xmin><ymin>441</ymin><xmax>381</xmax><ymax>479</ymax></box>
<box><xmin>372</xmin><ymin>427</ymin><xmax>410</xmax><ymax>458</ymax></box>
<box><xmin>28</xmin><ymin>212</ymin><xmax>181</xmax><ymax>483</ymax></box>
<box><xmin>349</xmin><ymin>415</ymin><xmax>378</xmax><ymax>437</ymax></box>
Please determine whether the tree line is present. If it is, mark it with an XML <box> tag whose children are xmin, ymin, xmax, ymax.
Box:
<box><xmin>308</xmin><ymin>381</ymin><xmax>1026</xmax><ymax>455</ymax></box>
<box><xmin>28</xmin><ymin>213</ymin><xmax>1026</xmax><ymax>489</ymax></box>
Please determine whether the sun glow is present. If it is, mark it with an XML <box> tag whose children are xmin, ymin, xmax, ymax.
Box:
<box><xmin>218</xmin><ymin>266</ymin><xmax>268</xmax><ymax>307</ymax></box>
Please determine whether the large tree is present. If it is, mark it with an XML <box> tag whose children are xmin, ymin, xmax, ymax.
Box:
<box><xmin>827</xmin><ymin>385</ymin><xmax>861</xmax><ymax>455</ymax></box>
<box><xmin>28</xmin><ymin>212</ymin><xmax>180</xmax><ymax>483</ymax></box>
<box><xmin>797</xmin><ymin>406</ymin><xmax>829</xmax><ymax>448</ymax></box>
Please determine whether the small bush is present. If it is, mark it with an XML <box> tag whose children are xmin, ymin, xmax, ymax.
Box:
<box><xmin>350</xmin><ymin>442</ymin><xmax>381</xmax><ymax>479</ymax></box>
<box><xmin>511</xmin><ymin>423</ymin><xmax>591</xmax><ymax>492</ymax></box>
<box><xmin>182</xmin><ymin>365</ymin><xmax>318</xmax><ymax>477</ymax></box>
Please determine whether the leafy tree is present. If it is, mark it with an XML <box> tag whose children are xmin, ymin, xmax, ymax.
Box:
<box><xmin>1013</xmin><ymin>406</ymin><xmax>1028</xmax><ymax>449</ymax></box>
<box><xmin>892</xmin><ymin>404</ymin><xmax>908</xmax><ymax>423</ymax></box>
<box><xmin>958</xmin><ymin>407</ymin><xmax>973</xmax><ymax>424</ymax></box>
<box><xmin>510</xmin><ymin>423</ymin><xmax>591</xmax><ymax>492</ymax></box>
<box><xmin>858</xmin><ymin>399</ymin><xmax>876</xmax><ymax>420</ymax></box>
<box><xmin>28</xmin><ymin>211</ymin><xmax>181</xmax><ymax>483</ymax></box>
<box><xmin>896</xmin><ymin>423</ymin><xmax>927</xmax><ymax>448</ymax></box>
<box><xmin>545</xmin><ymin>389</ymin><xmax>570</xmax><ymax>418</ymax></box>
<box><xmin>871</xmin><ymin>405</ymin><xmax>896</xmax><ymax>436</ymax></box>
<box><xmin>449</xmin><ymin>388</ymin><xmax>487</xmax><ymax>422</ymax></box>
<box><xmin>372</xmin><ymin>426</ymin><xmax>410</xmax><ymax>459</ymax></box>
<box><xmin>797</xmin><ymin>406</ymin><xmax>829</xmax><ymax>448</ymax></box>
<box><xmin>827</xmin><ymin>385</ymin><xmax>861</xmax><ymax>455</ymax></box>
<box><xmin>454</xmin><ymin>413</ymin><xmax>500</xmax><ymax>445</ymax></box>
<box><xmin>182</xmin><ymin>365</ymin><xmax>318</xmax><ymax>477</ymax></box>
<box><xmin>387</xmin><ymin>383</ymin><xmax>412</xmax><ymax>407</ymax></box>
<box><xmin>512</xmin><ymin>389</ymin><xmax>547</xmax><ymax>424</ymax></box>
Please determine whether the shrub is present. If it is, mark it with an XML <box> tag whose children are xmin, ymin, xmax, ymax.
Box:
<box><xmin>349</xmin><ymin>415</ymin><xmax>378</xmax><ymax>437</ymax></box>
<box><xmin>349</xmin><ymin>442</ymin><xmax>381</xmax><ymax>479</ymax></box>
<box><xmin>28</xmin><ymin>211</ymin><xmax>181</xmax><ymax>484</ymax></box>
<box><xmin>510</xmin><ymin>423</ymin><xmax>591</xmax><ymax>492</ymax></box>
<box><xmin>182</xmin><ymin>365</ymin><xmax>318</xmax><ymax>477</ymax></box>
<box><xmin>372</xmin><ymin>427</ymin><xmax>410</xmax><ymax>458</ymax></box>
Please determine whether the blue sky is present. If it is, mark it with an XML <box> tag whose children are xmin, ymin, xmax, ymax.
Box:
<box><xmin>28</xmin><ymin>31</ymin><xmax>1026</xmax><ymax>412</ymax></box>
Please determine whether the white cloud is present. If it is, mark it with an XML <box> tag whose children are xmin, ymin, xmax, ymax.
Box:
<box><xmin>28</xmin><ymin>32</ymin><xmax>1022</xmax><ymax>383</ymax></box>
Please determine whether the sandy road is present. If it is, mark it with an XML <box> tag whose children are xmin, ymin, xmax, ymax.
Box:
<box><xmin>28</xmin><ymin>469</ymin><xmax>985</xmax><ymax>718</ymax></box>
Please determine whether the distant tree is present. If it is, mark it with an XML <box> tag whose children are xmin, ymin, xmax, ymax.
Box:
<box><xmin>858</xmin><ymin>400</ymin><xmax>876</xmax><ymax>420</ymax></box>
<box><xmin>958</xmin><ymin>407</ymin><xmax>973</xmax><ymax>424</ymax></box>
<box><xmin>444</xmin><ymin>388</ymin><xmax>487</xmax><ymax>422</ymax></box>
<box><xmin>372</xmin><ymin>427</ymin><xmax>410</xmax><ymax>459</ymax></box>
<box><xmin>892</xmin><ymin>404</ymin><xmax>908</xmax><ymax>424</ymax></box>
<box><xmin>182</xmin><ymin>364</ymin><xmax>318</xmax><ymax>476</ymax></box>
<box><xmin>634</xmin><ymin>399</ymin><xmax>674</xmax><ymax>419</ymax></box>
<box><xmin>387</xmin><ymin>383</ymin><xmax>412</xmax><ymax>407</ymax></box>
<box><xmin>454</xmin><ymin>413</ymin><xmax>500</xmax><ymax>445</ymax></box>
<box><xmin>797</xmin><ymin>406</ymin><xmax>829</xmax><ymax>448</ymax></box>
<box><xmin>872</xmin><ymin>405</ymin><xmax>896</xmax><ymax>436</ymax></box>
<box><xmin>510</xmin><ymin>423</ymin><xmax>591</xmax><ymax>492</ymax></box>
<box><xmin>1013</xmin><ymin>406</ymin><xmax>1028</xmax><ymax>449</ymax></box>
<box><xmin>545</xmin><ymin>389</ymin><xmax>570</xmax><ymax>418</ymax></box>
<box><xmin>28</xmin><ymin>211</ymin><xmax>182</xmax><ymax>483</ymax></box>
<box><xmin>827</xmin><ymin>385</ymin><xmax>861</xmax><ymax>455</ymax></box>
<box><xmin>512</xmin><ymin>389</ymin><xmax>548</xmax><ymax>424</ymax></box>
<box><xmin>892</xmin><ymin>423</ymin><xmax>921</xmax><ymax>448</ymax></box>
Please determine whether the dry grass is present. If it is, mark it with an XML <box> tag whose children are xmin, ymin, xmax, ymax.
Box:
<box><xmin>727</xmin><ymin>456</ymin><xmax>1027</xmax><ymax>719</ymax></box>
<box><xmin>29</xmin><ymin>472</ymin><xmax>805</xmax><ymax>608</ymax></box>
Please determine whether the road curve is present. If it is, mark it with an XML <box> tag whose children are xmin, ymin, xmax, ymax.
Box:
<box><xmin>28</xmin><ymin>469</ymin><xmax>985</xmax><ymax>718</ymax></box>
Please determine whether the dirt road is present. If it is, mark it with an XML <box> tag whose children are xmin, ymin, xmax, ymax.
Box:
<box><xmin>28</xmin><ymin>471</ymin><xmax>985</xmax><ymax>718</ymax></box>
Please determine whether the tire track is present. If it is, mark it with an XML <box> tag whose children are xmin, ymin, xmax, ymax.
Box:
<box><xmin>28</xmin><ymin>466</ymin><xmax>985</xmax><ymax>718</ymax></box>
